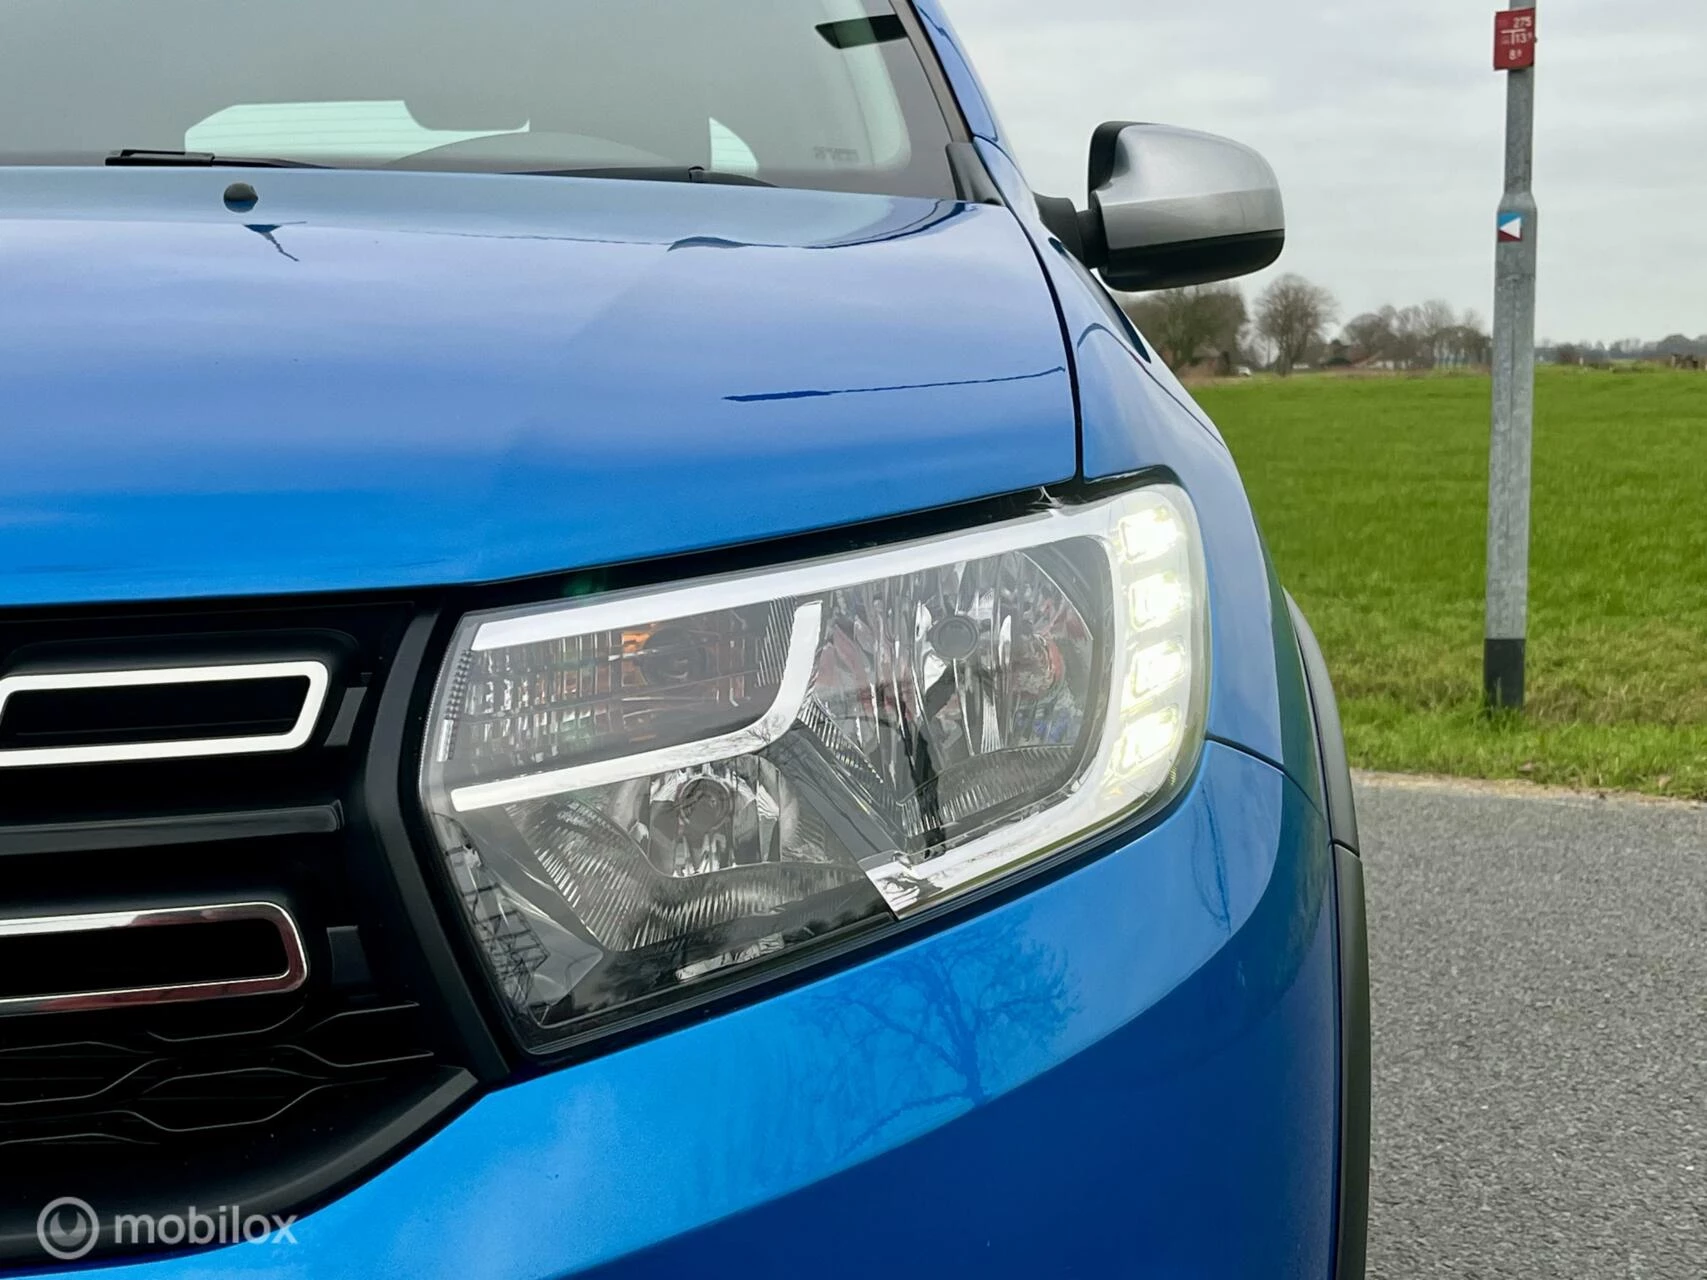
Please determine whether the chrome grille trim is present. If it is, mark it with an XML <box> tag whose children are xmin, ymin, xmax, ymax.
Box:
<box><xmin>0</xmin><ymin>660</ymin><xmax>330</xmax><ymax>768</ymax></box>
<box><xmin>0</xmin><ymin>902</ymin><xmax>308</xmax><ymax>1015</ymax></box>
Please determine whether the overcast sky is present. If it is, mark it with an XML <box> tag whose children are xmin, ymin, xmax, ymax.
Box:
<box><xmin>946</xmin><ymin>0</ymin><xmax>1706</xmax><ymax>342</ymax></box>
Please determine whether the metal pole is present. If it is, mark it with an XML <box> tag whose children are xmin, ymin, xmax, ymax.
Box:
<box><xmin>1485</xmin><ymin>2</ymin><xmax>1538</xmax><ymax>709</ymax></box>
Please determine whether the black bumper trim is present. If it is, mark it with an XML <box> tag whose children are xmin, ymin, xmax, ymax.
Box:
<box><xmin>1332</xmin><ymin>841</ymin><xmax>1371</xmax><ymax>1280</ymax></box>
<box><xmin>1284</xmin><ymin>592</ymin><xmax>1368</xmax><ymax>1278</ymax></box>
<box><xmin>1286</xmin><ymin>596</ymin><xmax>1359</xmax><ymax>853</ymax></box>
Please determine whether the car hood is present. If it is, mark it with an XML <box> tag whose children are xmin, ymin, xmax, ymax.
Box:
<box><xmin>0</xmin><ymin>168</ymin><xmax>1074</xmax><ymax>607</ymax></box>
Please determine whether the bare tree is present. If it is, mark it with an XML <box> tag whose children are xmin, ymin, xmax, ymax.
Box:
<box><xmin>1389</xmin><ymin>305</ymin><xmax>1429</xmax><ymax>367</ymax></box>
<box><xmin>1255</xmin><ymin>275</ymin><xmax>1337</xmax><ymax>375</ymax></box>
<box><xmin>1120</xmin><ymin>285</ymin><xmax>1248</xmax><ymax>373</ymax></box>
<box><xmin>1341</xmin><ymin>302</ymin><xmax>1490</xmax><ymax>369</ymax></box>
<box><xmin>1442</xmin><ymin>309</ymin><xmax>1492</xmax><ymax>367</ymax></box>
<box><xmin>1341</xmin><ymin>311</ymin><xmax>1394</xmax><ymax>364</ymax></box>
<box><xmin>1415</xmin><ymin>299</ymin><xmax>1457</xmax><ymax>366</ymax></box>
<box><xmin>798</xmin><ymin>919</ymin><xmax>1077</xmax><ymax>1162</ymax></box>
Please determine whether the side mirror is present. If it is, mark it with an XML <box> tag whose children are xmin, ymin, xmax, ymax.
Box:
<box><xmin>1079</xmin><ymin>123</ymin><xmax>1285</xmax><ymax>292</ymax></box>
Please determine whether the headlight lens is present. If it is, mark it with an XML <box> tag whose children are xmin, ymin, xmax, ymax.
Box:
<box><xmin>422</xmin><ymin>484</ymin><xmax>1207</xmax><ymax>1049</ymax></box>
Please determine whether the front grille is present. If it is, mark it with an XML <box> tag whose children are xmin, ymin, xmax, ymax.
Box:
<box><xmin>0</xmin><ymin>598</ymin><xmax>497</xmax><ymax>1264</ymax></box>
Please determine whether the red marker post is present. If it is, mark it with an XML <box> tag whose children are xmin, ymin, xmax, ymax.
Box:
<box><xmin>1485</xmin><ymin>3</ymin><xmax>1539</xmax><ymax>709</ymax></box>
<box><xmin>1494</xmin><ymin>8</ymin><xmax>1537</xmax><ymax>70</ymax></box>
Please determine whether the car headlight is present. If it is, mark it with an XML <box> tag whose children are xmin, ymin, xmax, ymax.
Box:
<box><xmin>421</xmin><ymin>484</ymin><xmax>1207</xmax><ymax>1050</ymax></box>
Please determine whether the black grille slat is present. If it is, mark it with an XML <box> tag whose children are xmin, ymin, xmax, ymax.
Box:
<box><xmin>0</xmin><ymin>1041</ymin><xmax>151</xmax><ymax>1107</ymax></box>
<box><xmin>0</xmin><ymin>1000</ymin><xmax>435</xmax><ymax>1139</ymax></box>
<box><xmin>0</xmin><ymin>803</ymin><xmax>344</xmax><ymax>857</ymax></box>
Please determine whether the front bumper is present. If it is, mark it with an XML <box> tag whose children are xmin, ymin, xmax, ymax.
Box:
<box><xmin>82</xmin><ymin>741</ymin><xmax>1341</xmax><ymax>1280</ymax></box>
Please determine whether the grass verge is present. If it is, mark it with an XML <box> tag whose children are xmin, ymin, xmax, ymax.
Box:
<box><xmin>1194</xmin><ymin>367</ymin><xmax>1707</xmax><ymax>798</ymax></box>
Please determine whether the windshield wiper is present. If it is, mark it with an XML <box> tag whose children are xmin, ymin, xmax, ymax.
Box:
<box><xmin>104</xmin><ymin>153</ymin><xmax>771</xmax><ymax>184</ymax></box>
<box><xmin>106</xmin><ymin>149</ymin><xmax>327</xmax><ymax>169</ymax></box>
<box><xmin>511</xmin><ymin>165</ymin><xmax>774</xmax><ymax>187</ymax></box>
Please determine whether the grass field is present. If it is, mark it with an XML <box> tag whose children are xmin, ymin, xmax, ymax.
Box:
<box><xmin>1195</xmin><ymin>366</ymin><xmax>1707</xmax><ymax>799</ymax></box>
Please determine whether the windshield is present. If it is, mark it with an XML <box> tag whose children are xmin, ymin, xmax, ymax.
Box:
<box><xmin>0</xmin><ymin>0</ymin><xmax>958</xmax><ymax>197</ymax></box>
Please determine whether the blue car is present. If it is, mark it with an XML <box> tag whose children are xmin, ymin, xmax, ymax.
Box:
<box><xmin>0</xmin><ymin>0</ymin><xmax>1368</xmax><ymax>1276</ymax></box>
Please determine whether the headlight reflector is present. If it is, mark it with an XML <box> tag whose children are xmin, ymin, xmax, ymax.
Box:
<box><xmin>423</xmin><ymin>485</ymin><xmax>1207</xmax><ymax>1048</ymax></box>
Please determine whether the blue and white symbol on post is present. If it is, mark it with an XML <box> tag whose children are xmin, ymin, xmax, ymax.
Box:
<box><xmin>1497</xmin><ymin>211</ymin><xmax>1525</xmax><ymax>243</ymax></box>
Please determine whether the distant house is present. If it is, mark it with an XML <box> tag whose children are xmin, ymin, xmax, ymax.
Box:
<box><xmin>1174</xmin><ymin>347</ymin><xmax>1240</xmax><ymax>377</ymax></box>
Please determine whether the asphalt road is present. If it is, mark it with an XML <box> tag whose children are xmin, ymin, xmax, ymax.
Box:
<box><xmin>1358</xmin><ymin>773</ymin><xmax>1707</xmax><ymax>1279</ymax></box>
